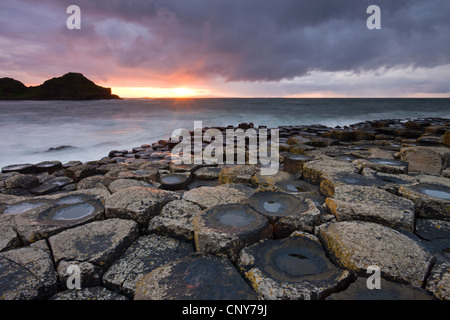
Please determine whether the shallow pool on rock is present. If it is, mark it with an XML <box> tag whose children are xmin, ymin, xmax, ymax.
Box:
<box><xmin>274</xmin><ymin>247</ymin><xmax>328</xmax><ymax>277</ymax></box>
<box><xmin>217</xmin><ymin>209</ymin><xmax>257</xmax><ymax>227</ymax></box>
<box><xmin>56</xmin><ymin>196</ymin><xmax>84</xmax><ymax>205</ymax></box>
<box><xmin>369</xmin><ymin>158</ymin><xmax>405</xmax><ymax>166</ymax></box>
<box><xmin>52</xmin><ymin>203</ymin><xmax>96</xmax><ymax>221</ymax></box>
<box><xmin>420</xmin><ymin>188</ymin><xmax>450</xmax><ymax>200</ymax></box>
<box><xmin>3</xmin><ymin>202</ymin><xmax>47</xmax><ymax>214</ymax></box>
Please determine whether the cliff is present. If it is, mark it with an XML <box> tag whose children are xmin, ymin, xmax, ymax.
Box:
<box><xmin>0</xmin><ymin>73</ymin><xmax>121</xmax><ymax>100</ymax></box>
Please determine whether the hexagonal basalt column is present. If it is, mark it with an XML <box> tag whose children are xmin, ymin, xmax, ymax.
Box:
<box><xmin>135</xmin><ymin>253</ymin><xmax>258</xmax><ymax>300</ymax></box>
<box><xmin>249</xmin><ymin>190</ymin><xmax>321</xmax><ymax>237</ymax></box>
<box><xmin>105</xmin><ymin>187</ymin><xmax>181</xmax><ymax>227</ymax></box>
<box><xmin>325</xmin><ymin>185</ymin><xmax>415</xmax><ymax>232</ymax></box>
<box><xmin>160</xmin><ymin>172</ymin><xmax>192</xmax><ymax>191</ymax></box>
<box><xmin>237</xmin><ymin>232</ymin><xmax>353</xmax><ymax>300</ymax></box>
<box><xmin>319</xmin><ymin>171</ymin><xmax>381</xmax><ymax>198</ymax></box>
<box><xmin>326</xmin><ymin>277</ymin><xmax>433</xmax><ymax>300</ymax></box>
<box><xmin>353</xmin><ymin>158</ymin><xmax>409</xmax><ymax>175</ymax></box>
<box><xmin>398</xmin><ymin>182</ymin><xmax>450</xmax><ymax>221</ymax></box>
<box><xmin>193</xmin><ymin>203</ymin><xmax>272</xmax><ymax>261</ymax></box>
<box><xmin>13</xmin><ymin>193</ymin><xmax>105</xmax><ymax>244</ymax></box>
<box><xmin>316</xmin><ymin>221</ymin><xmax>435</xmax><ymax>288</ymax></box>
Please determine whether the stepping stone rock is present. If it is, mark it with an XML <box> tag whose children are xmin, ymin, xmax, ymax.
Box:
<box><xmin>13</xmin><ymin>192</ymin><xmax>106</xmax><ymax>244</ymax></box>
<box><xmin>103</xmin><ymin>234</ymin><xmax>194</xmax><ymax>297</ymax></box>
<box><xmin>302</xmin><ymin>157</ymin><xmax>358</xmax><ymax>186</ymax></box>
<box><xmin>48</xmin><ymin>218</ymin><xmax>139</xmax><ymax>271</ymax></box>
<box><xmin>249</xmin><ymin>191</ymin><xmax>321</xmax><ymax>237</ymax></box>
<box><xmin>63</xmin><ymin>164</ymin><xmax>98</xmax><ymax>182</ymax></box>
<box><xmin>362</xmin><ymin>170</ymin><xmax>418</xmax><ymax>194</ymax></box>
<box><xmin>160</xmin><ymin>172</ymin><xmax>192</xmax><ymax>190</ymax></box>
<box><xmin>4</xmin><ymin>174</ymin><xmax>40</xmax><ymax>190</ymax></box>
<box><xmin>282</xmin><ymin>154</ymin><xmax>314</xmax><ymax>174</ymax></box>
<box><xmin>117</xmin><ymin>168</ymin><xmax>160</xmax><ymax>183</ymax></box>
<box><xmin>194</xmin><ymin>166</ymin><xmax>221</xmax><ymax>180</ymax></box>
<box><xmin>316</xmin><ymin>221</ymin><xmax>435</xmax><ymax>287</ymax></box>
<box><xmin>105</xmin><ymin>187</ymin><xmax>181</xmax><ymax>227</ymax></box>
<box><xmin>250</xmin><ymin>170</ymin><xmax>296</xmax><ymax>188</ymax></box>
<box><xmin>35</xmin><ymin>161</ymin><xmax>62</xmax><ymax>174</ymax></box>
<box><xmin>237</xmin><ymin>231</ymin><xmax>353</xmax><ymax>300</ymax></box>
<box><xmin>398</xmin><ymin>182</ymin><xmax>450</xmax><ymax>221</ymax></box>
<box><xmin>353</xmin><ymin>158</ymin><xmax>409</xmax><ymax>175</ymax></box>
<box><xmin>1</xmin><ymin>163</ymin><xmax>37</xmax><ymax>174</ymax></box>
<box><xmin>183</xmin><ymin>186</ymin><xmax>248</xmax><ymax>209</ymax></box>
<box><xmin>0</xmin><ymin>245</ymin><xmax>58</xmax><ymax>300</ymax></box>
<box><xmin>50</xmin><ymin>287</ymin><xmax>128</xmax><ymax>300</ymax></box>
<box><xmin>148</xmin><ymin>199</ymin><xmax>202</xmax><ymax>241</ymax></box>
<box><xmin>134</xmin><ymin>253</ymin><xmax>258</xmax><ymax>300</ymax></box>
<box><xmin>319</xmin><ymin>171</ymin><xmax>381</xmax><ymax>198</ymax></box>
<box><xmin>325</xmin><ymin>185</ymin><xmax>415</xmax><ymax>232</ymax></box>
<box><xmin>218</xmin><ymin>165</ymin><xmax>258</xmax><ymax>184</ymax></box>
<box><xmin>425</xmin><ymin>262</ymin><xmax>450</xmax><ymax>300</ymax></box>
<box><xmin>193</xmin><ymin>203</ymin><xmax>272</xmax><ymax>261</ymax></box>
<box><xmin>397</xmin><ymin>146</ymin><xmax>450</xmax><ymax>175</ymax></box>
<box><xmin>76</xmin><ymin>175</ymin><xmax>108</xmax><ymax>191</ymax></box>
<box><xmin>326</xmin><ymin>276</ymin><xmax>432</xmax><ymax>300</ymax></box>
<box><xmin>108</xmin><ymin>178</ymin><xmax>152</xmax><ymax>193</ymax></box>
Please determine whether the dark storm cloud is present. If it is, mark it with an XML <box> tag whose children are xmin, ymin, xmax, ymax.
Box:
<box><xmin>4</xmin><ymin>0</ymin><xmax>450</xmax><ymax>84</ymax></box>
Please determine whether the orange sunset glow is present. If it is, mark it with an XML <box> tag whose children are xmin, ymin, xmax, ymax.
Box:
<box><xmin>111</xmin><ymin>87</ymin><xmax>212</xmax><ymax>98</ymax></box>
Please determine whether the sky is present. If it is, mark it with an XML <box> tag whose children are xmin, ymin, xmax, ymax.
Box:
<box><xmin>1</xmin><ymin>0</ymin><xmax>450</xmax><ymax>98</ymax></box>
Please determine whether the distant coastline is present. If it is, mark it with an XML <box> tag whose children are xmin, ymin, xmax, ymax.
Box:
<box><xmin>0</xmin><ymin>72</ymin><xmax>120</xmax><ymax>100</ymax></box>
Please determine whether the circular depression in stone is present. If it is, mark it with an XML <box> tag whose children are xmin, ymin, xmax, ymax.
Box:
<box><xmin>56</xmin><ymin>196</ymin><xmax>85</xmax><ymax>205</ymax></box>
<box><xmin>217</xmin><ymin>208</ymin><xmax>256</xmax><ymax>227</ymax></box>
<box><xmin>52</xmin><ymin>203</ymin><xmax>96</xmax><ymax>221</ymax></box>
<box><xmin>161</xmin><ymin>175</ymin><xmax>184</xmax><ymax>184</ymax></box>
<box><xmin>37</xmin><ymin>195</ymin><xmax>104</xmax><ymax>223</ymax></box>
<box><xmin>276</xmin><ymin>180</ymin><xmax>318</xmax><ymax>194</ymax></box>
<box><xmin>333</xmin><ymin>172</ymin><xmax>380</xmax><ymax>187</ymax></box>
<box><xmin>285</xmin><ymin>154</ymin><xmax>313</xmax><ymax>161</ymax></box>
<box><xmin>1</xmin><ymin>201</ymin><xmax>48</xmax><ymax>215</ymax></box>
<box><xmin>160</xmin><ymin>173</ymin><xmax>192</xmax><ymax>191</ymax></box>
<box><xmin>249</xmin><ymin>237</ymin><xmax>334</xmax><ymax>282</ymax></box>
<box><xmin>411</xmin><ymin>183</ymin><xmax>450</xmax><ymax>200</ymax></box>
<box><xmin>200</xmin><ymin>203</ymin><xmax>266</xmax><ymax>231</ymax></box>
<box><xmin>249</xmin><ymin>191</ymin><xmax>309</xmax><ymax>218</ymax></box>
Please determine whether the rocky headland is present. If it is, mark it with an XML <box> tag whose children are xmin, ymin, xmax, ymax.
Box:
<box><xmin>0</xmin><ymin>117</ymin><xmax>449</xmax><ymax>300</ymax></box>
<box><xmin>0</xmin><ymin>73</ymin><xmax>120</xmax><ymax>100</ymax></box>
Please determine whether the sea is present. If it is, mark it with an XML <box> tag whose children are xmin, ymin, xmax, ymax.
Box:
<box><xmin>0</xmin><ymin>98</ymin><xmax>449</xmax><ymax>169</ymax></box>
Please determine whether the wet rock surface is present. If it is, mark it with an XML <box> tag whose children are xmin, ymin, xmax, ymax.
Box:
<box><xmin>0</xmin><ymin>246</ymin><xmax>58</xmax><ymax>300</ymax></box>
<box><xmin>1</xmin><ymin>117</ymin><xmax>449</xmax><ymax>300</ymax></box>
<box><xmin>193</xmin><ymin>203</ymin><xmax>272</xmax><ymax>261</ymax></box>
<box><xmin>134</xmin><ymin>253</ymin><xmax>258</xmax><ymax>300</ymax></box>
<box><xmin>249</xmin><ymin>191</ymin><xmax>321</xmax><ymax>237</ymax></box>
<box><xmin>13</xmin><ymin>192</ymin><xmax>106</xmax><ymax>244</ymax></box>
<box><xmin>103</xmin><ymin>234</ymin><xmax>194</xmax><ymax>297</ymax></box>
<box><xmin>48</xmin><ymin>218</ymin><xmax>139</xmax><ymax>271</ymax></box>
<box><xmin>237</xmin><ymin>232</ymin><xmax>353</xmax><ymax>300</ymax></box>
<box><xmin>326</xmin><ymin>276</ymin><xmax>433</xmax><ymax>300</ymax></box>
